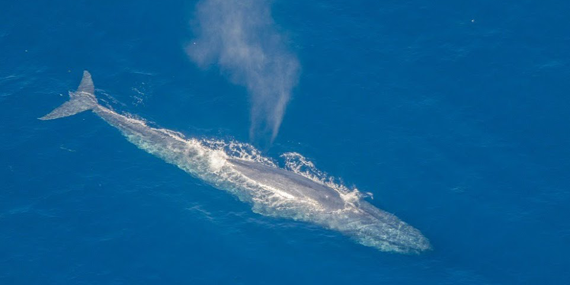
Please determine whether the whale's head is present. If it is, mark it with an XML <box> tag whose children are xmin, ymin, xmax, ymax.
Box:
<box><xmin>332</xmin><ymin>202</ymin><xmax>432</xmax><ymax>254</ymax></box>
<box><xmin>360</xmin><ymin>222</ymin><xmax>432</xmax><ymax>254</ymax></box>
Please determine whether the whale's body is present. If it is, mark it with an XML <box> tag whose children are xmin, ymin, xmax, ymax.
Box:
<box><xmin>41</xmin><ymin>71</ymin><xmax>431</xmax><ymax>253</ymax></box>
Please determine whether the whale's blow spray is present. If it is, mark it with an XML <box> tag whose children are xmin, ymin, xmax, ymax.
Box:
<box><xmin>186</xmin><ymin>0</ymin><xmax>299</xmax><ymax>144</ymax></box>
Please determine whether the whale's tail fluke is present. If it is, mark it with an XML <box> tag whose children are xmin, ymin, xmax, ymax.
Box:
<box><xmin>40</xmin><ymin>70</ymin><xmax>98</xmax><ymax>120</ymax></box>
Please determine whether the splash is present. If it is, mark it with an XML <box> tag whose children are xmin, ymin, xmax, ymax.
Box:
<box><xmin>186</xmin><ymin>0</ymin><xmax>299</xmax><ymax>144</ymax></box>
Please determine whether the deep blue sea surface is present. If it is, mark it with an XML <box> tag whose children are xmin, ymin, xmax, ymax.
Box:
<box><xmin>2</xmin><ymin>0</ymin><xmax>569</xmax><ymax>284</ymax></box>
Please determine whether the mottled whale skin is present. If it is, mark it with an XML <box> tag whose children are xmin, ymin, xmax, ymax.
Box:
<box><xmin>41</xmin><ymin>71</ymin><xmax>431</xmax><ymax>254</ymax></box>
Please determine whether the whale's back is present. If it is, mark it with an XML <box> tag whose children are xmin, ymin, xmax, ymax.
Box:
<box><xmin>228</xmin><ymin>159</ymin><xmax>345</xmax><ymax>210</ymax></box>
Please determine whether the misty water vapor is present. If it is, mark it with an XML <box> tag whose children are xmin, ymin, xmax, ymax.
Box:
<box><xmin>186</xmin><ymin>0</ymin><xmax>299</xmax><ymax>144</ymax></box>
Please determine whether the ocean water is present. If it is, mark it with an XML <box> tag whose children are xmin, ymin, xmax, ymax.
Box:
<box><xmin>1</xmin><ymin>0</ymin><xmax>570</xmax><ymax>284</ymax></box>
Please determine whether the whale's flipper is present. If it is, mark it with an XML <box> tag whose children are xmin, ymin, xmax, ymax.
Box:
<box><xmin>40</xmin><ymin>71</ymin><xmax>98</xmax><ymax>120</ymax></box>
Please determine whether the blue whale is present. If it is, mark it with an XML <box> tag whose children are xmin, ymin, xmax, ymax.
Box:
<box><xmin>41</xmin><ymin>71</ymin><xmax>431</xmax><ymax>253</ymax></box>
